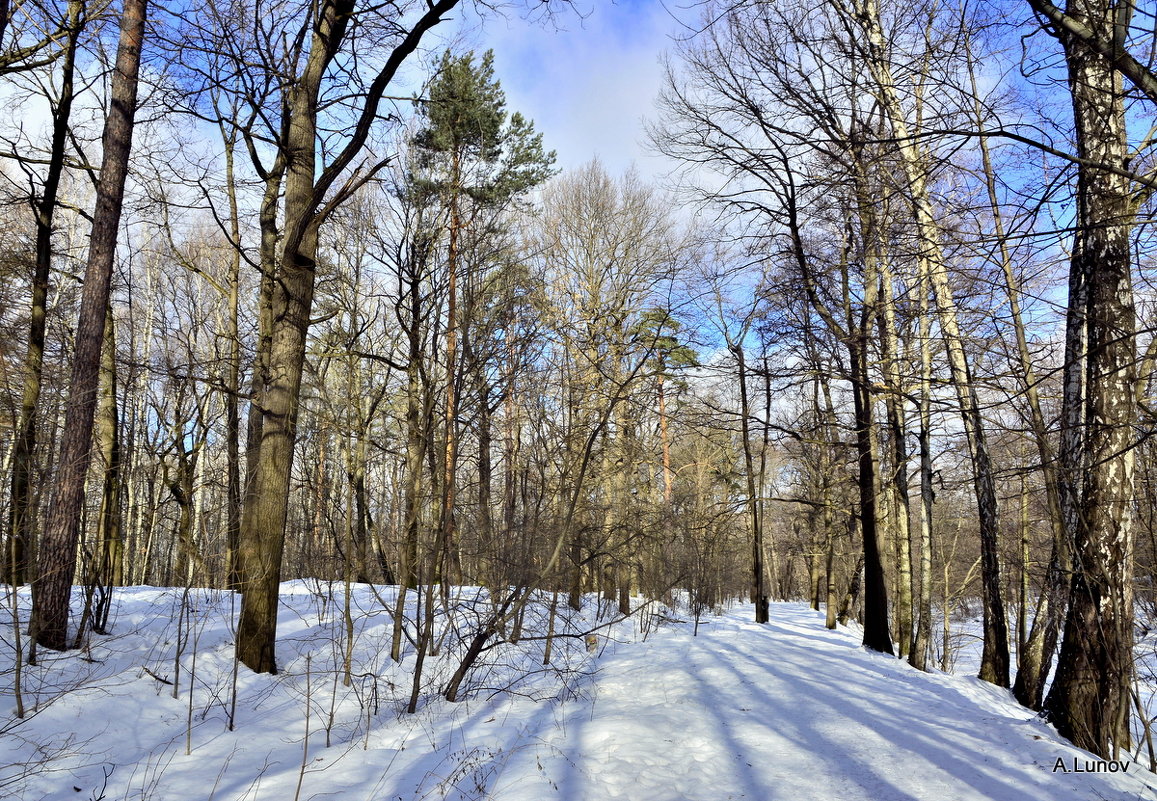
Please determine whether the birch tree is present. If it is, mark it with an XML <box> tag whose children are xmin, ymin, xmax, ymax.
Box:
<box><xmin>1030</xmin><ymin>0</ymin><xmax>1143</xmax><ymax>758</ymax></box>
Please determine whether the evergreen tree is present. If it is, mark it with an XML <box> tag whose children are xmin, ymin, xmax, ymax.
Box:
<box><xmin>411</xmin><ymin>49</ymin><xmax>556</xmax><ymax>207</ymax></box>
<box><xmin>401</xmin><ymin>50</ymin><xmax>556</xmax><ymax>697</ymax></box>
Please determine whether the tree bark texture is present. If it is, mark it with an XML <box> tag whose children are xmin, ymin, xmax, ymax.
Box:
<box><xmin>30</xmin><ymin>0</ymin><xmax>146</xmax><ymax>651</ymax></box>
<box><xmin>1043</xmin><ymin>0</ymin><xmax>1138</xmax><ymax>757</ymax></box>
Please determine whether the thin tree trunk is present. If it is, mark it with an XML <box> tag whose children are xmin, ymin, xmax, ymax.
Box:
<box><xmin>92</xmin><ymin>308</ymin><xmax>122</xmax><ymax>632</ymax></box>
<box><xmin>878</xmin><ymin>264</ymin><xmax>913</xmax><ymax>658</ymax></box>
<box><xmin>5</xmin><ymin>0</ymin><xmax>84</xmax><ymax>587</ymax></box>
<box><xmin>733</xmin><ymin>343</ymin><xmax>769</xmax><ymax>624</ymax></box>
<box><xmin>221</xmin><ymin>121</ymin><xmax>244</xmax><ymax>591</ymax></box>
<box><xmin>910</xmin><ymin>262</ymin><xmax>934</xmax><ymax>672</ymax></box>
<box><xmin>818</xmin><ymin>374</ymin><xmax>839</xmax><ymax>631</ymax></box>
<box><xmin>785</xmin><ymin>138</ymin><xmax>889</xmax><ymax>649</ymax></box>
<box><xmin>759</xmin><ymin>357</ymin><xmax>782</xmax><ymax>600</ymax></box>
<box><xmin>438</xmin><ymin>148</ymin><xmax>462</xmax><ymax>589</ymax></box>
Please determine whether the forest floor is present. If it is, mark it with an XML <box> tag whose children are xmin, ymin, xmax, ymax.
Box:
<box><xmin>3</xmin><ymin>584</ymin><xmax>1157</xmax><ymax>801</ymax></box>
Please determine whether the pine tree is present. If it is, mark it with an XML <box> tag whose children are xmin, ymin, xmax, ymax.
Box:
<box><xmin>408</xmin><ymin>49</ymin><xmax>555</xmax><ymax>589</ymax></box>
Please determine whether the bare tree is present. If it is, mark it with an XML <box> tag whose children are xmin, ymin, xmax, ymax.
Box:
<box><xmin>222</xmin><ymin>0</ymin><xmax>461</xmax><ymax>674</ymax></box>
<box><xmin>30</xmin><ymin>0</ymin><xmax>147</xmax><ymax>652</ymax></box>
<box><xmin>5</xmin><ymin>0</ymin><xmax>86</xmax><ymax>587</ymax></box>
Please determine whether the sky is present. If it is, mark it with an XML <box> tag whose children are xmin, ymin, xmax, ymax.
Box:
<box><xmin>447</xmin><ymin>0</ymin><xmax>692</xmax><ymax>181</ymax></box>
<box><xmin>0</xmin><ymin>1</ymin><xmax>691</xmax><ymax>196</ymax></box>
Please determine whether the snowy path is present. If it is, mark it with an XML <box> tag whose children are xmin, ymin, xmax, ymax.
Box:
<box><xmin>487</xmin><ymin>605</ymin><xmax>1157</xmax><ymax>801</ymax></box>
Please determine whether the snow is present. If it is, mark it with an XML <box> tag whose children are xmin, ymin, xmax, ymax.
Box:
<box><xmin>2</xmin><ymin>584</ymin><xmax>1156</xmax><ymax>801</ymax></box>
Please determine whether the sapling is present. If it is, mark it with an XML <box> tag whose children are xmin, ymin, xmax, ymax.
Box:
<box><xmin>406</xmin><ymin>581</ymin><xmax>433</xmax><ymax>713</ymax></box>
<box><xmin>391</xmin><ymin>583</ymin><xmax>409</xmax><ymax>663</ymax></box>
<box><xmin>1130</xmin><ymin>684</ymin><xmax>1156</xmax><ymax>772</ymax></box>
<box><xmin>293</xmin><ymin>654</ymin><xmax>312</xmax><ymax>801</ymax></box>
<box><xmin>542</xmin><ymin>591</ymin><xmax>558</xmax><ymax>666</ymax></box>
<box><xmin>185</xmin><ymin>593</ymin><xmax>203</xmax><ymax>755</ymax></box>
<box><xmin>228</xmin><ymin>590</ymin><xmax>239</xmax><ymax>730</ymax></box>
<box><xmin>173</xmin><ymin>586</ymin><xmax>191</xmax><ymax>700</ymax></box>
<box><xmin>6</xmin><ymin>582</ymin><xmax>24</xmax><ymax>718</ymax></box>
<box><xmin>342</xmin><ymin>465</ymin><xmax>356</xmax><ymax>685</ymax></box>
<box><xmin>325</xmin><ymin>645</ymin><xmax>341</xmax><ymax>748</ymax></box>
<box><xmin>205</xmin><ymin>747</ymin><xmax>238</xmax><ymax>801</ymax></box>
<box><xmin>361</xmin><ymin>673</ymin><xmax>379</xmax><ymax>750</ymax></box>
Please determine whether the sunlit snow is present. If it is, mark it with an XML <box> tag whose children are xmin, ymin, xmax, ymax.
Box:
<box><xmin>2</xmin><ymin>585</ymin><xmax>1155</xmax><ymax>801</ymax></box>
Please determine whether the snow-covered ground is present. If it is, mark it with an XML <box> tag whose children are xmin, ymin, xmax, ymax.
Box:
<box><xmin>2</xmin><ymin>584</ymin><xmax>1156</xmax><ymax>801</ymax></box>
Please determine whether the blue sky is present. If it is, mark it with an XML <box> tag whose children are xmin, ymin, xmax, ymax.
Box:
<box><xmin>448</xmin><ymin>0</ymin><xmax>687</xmax><ymax>180</ymax></box>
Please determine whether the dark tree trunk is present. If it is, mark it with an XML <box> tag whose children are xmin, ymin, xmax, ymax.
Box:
<box><xmin>5</xmin><ymin>0</ymin><xmax>84</xmax><ymax>587</ymax></box>
<box><xmin>30</xmin><ymin>0</ymin><xmax>146</xmax><ymax>652</ymax></box>
<box><xmin>849</xmin><ymin>337</ymin><xmax>894</xmax><ymax>655</ymax></box>
<box><xmin>733</xmin><ymin>343</ymin><xmax>769</xmax><ymax>624</ymax></box>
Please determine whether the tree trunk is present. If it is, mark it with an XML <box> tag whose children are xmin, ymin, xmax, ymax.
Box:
<box><xmin>1043</xmin><ymin>0</ymin><xmax>1137</xmax><ymax>756</ymax></box>
<box><xmin>438</xmin><ymin>147</ymin><xmax>463</xmax><ymax>590</ymax></box>
<box><xmin>5</xmin><ymin>0</ymin><xmax>84</xmax><ymax>587</ymax></box>
<box><xmin>818</xmin><ymin>375</ymin><xmax>839</xmax><ymax>631</ymax></box>
<box><xmin>92</xmin><ymin>309</ymin><xmax>122</xmax><ymax>633</ymax></box>
<box><xmin>234</xmin><ymin>0</ymin><xmax>461</xmax><ymax>671</ymax></box>
<box><xmin>221</xmin><ymin>122</ymin><xmax>244</xmax><ymax>591</ymax></box>
<box><xmin>236</xmin><ymin>3</ymin><xmax>335</xmax><ymax>672</ymax></box>
<box><xmin>30</xmin><ymin>0</ymin><xmax>146</xmax><ymax>652</ymax></box>
<box><xmin>911</xmin><ymin>260</ymin><xmax>935</xmax><ymax>672</ymax></box>
<box><xmin>849</xmin><ymin>333</ymin><xmax>893</xmax><ymax>655</ymax></box>
<box><xmin>733</xmin><ymin>343</ymin><xmax>769</xmax><ymax>624</ymax></box>
<box><xmin>878</xmin><ymin>264</ymin><xmax>913</xmax><ymax>658</ymax></box>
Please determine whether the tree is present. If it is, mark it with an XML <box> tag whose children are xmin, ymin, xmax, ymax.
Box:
<box><xmin>408</xmin><ymin>48</ymin><xmax>555</xmax><ymax>592</ymax></box>
<box><xmin>1035</xmin><ymin>0</ymin><xmax>1140</xmax><ymax>759</ymax></box>
<box><xmin>5</xmin><ymin>0</ymin><xmax>86</xmax><ymax>587</ymax></box>
<box><xmin>30</xmin><ymin>0</ymin><xmax>147</xmax><ymax>653</ymax></box>
<box><xmin>231</xmin><ymin>0</ymin><xmax>462</xmax><ymax>674</ymax></box>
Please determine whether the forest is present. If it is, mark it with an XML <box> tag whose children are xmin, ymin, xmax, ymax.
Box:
<box><xmin>1</xmin><ymin>0</ymin><xmax>1156</xmax><ymax>787</ymax></box>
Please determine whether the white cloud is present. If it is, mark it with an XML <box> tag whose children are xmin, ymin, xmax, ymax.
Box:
<box><xmin>452</xmin><ymin>0</ymin><xmax>684</xmax><ymax>179</ymax></box>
